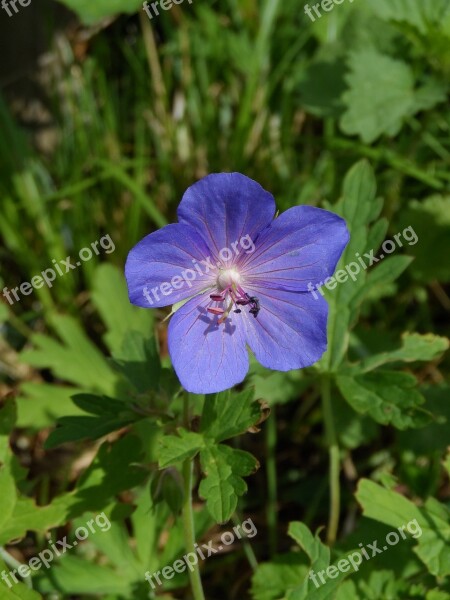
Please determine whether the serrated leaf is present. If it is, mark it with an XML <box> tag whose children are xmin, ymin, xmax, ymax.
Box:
<box><xmin>199</xmin><ymin>445</ymin><xmax>258</xmax><ymax>523</ymax></box>
<box><xmin>45</xmin><ymin>394</ymin><xmax>140</xmax><ymax>448</ymax></box>
<box><xmin>336</xmin><ymin>371</ymin><xmax>429</xmax><ymax>429</ymax></box>
<box><xmin>158</xmin><ymin>429</ymin><xmax>204</xmax><ymax>469</ymax></box>
<box><xmin>341</xmin><ymin>50</ymin><xmax>447</xmax><ymax>143</ymax></box>
<box><xmin>251</xmin><ymin>554</ymin><xmax>308</xmax><ymax>600</ymax></box>
<box><xmin>357</xmin><ymin>333</ymin><xmax>449</xmax><ymax>372</ymax></box>
<box><xmin>367</xmin><ymin>0</ymin><xmax>450</xmax><ymax>35</ymax></box>
<box><xmin>414</xmin><ymin>497</ymin><xmax>450</xmax><ymax>577</ymax></box>
<box><xmin>201</xmin><ymin>389</ymin><xmax>263</xmax><ymax>442</ymax></box>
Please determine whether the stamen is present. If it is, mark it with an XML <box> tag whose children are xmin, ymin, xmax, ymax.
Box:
<box><xmin>207</xmin><ymin>307</ymin><xmax>224</xmax><ymax>315</ymax></box>
<box><xmin>208</xmin><ymin>269</ymin><xmax>261</xmax><ymax>323</ymax></box>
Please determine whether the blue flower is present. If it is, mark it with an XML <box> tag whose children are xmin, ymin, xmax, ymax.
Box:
<box><xmin>125</xmin><ymin>173</ymin><xmax>349</xmax><ymax>393</ymax></box>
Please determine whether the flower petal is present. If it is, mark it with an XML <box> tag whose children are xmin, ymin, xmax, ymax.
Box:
<box><xmin>177</xmin><ymin>173</ymin><xmax>276</xmax><ymax>263</ymax></box>
<box><xmin>168</xmin><ymin>292</ymin><xmax>249</xmax><ymax>393</ymax></box>
<box><xmin>125</xmin><ymin>223</ymin><xmax>215</xmax><ymax>308</ymax></box>
<box><xmin>240</xmin><ymin>206</ymin><xmax>349</xmax><ymax>291</ymax></box>
<box><xmin>241</xmin><ymin>286</ymin><xmax>328</xmax><ymax>371</ymax></box>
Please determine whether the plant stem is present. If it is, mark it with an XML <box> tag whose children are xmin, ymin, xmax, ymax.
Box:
<box><xmin>232</xmin><ymin>513</ymin><xmax>258</xmax><ymax>571</ymax></box>
<box><xmin>182</xmin><ymin>395</ymin><xmax>205</xmax><ymax>600</ymax></box>
<box><xmin>321</xmin><ymin>376</ymin><xmax>340</xmax><ymax>545</ymax></box>
<box><xmin>266</xmin><ymin>409</ymin><xmax>278</xmax><ymax>556</ymax></box>
<box><xmin>0</xmin><ymin>547</ymin><xmax>33</xmax><ymax>588</ymax></box>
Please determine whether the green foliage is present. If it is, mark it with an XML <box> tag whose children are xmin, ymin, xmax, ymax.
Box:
<box><xmin>54</xmin><ymin>0</ymin><xmax>143</xmax><ymax>24</ymax></box>
<box><xmin>159</xmin><ymin>389</ymin><xmax>262</xmax><ymax>522</ymax></box>
<box><xmin>341</xmin><ymin>50</ymin><xmax>447</xmax><ymax>143</ymax></box>
<box><xmin>1</xmin><ymin>0</ymin><xmax>450</xmax><ymax>597</ymax></box>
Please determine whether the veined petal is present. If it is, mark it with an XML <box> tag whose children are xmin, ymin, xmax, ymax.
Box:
<box><xmin>125</xmin><ymin>223</ymin><xmax>215</xmax><ymax>308</ymax></box>
<box><xmin>168</xmin><ymin>292</ymin><xmax>249</xmax><ymax>394</ymax></box>
<box><xmin>240</xmin><ymin>206</ymin><xmax>349</xmax><ymax>291</ymax></box>
<box><xmin>242</xmin><ymin>286</ymin><xmax>328</xmax><ymax>371</ymax></box>
<box><xmin>177</xmin><ymin>173</ymin><xmax>276</xmax><ymax>264</ymax></box>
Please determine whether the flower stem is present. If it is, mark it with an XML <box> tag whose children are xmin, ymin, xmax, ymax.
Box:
<box><xmin>266</xmin><ymin>410</ymin><xmax>278</xmax><ymax>557</ymax></box>
<box><xmin>0</xmin><ymin>547</ymin><xmax>33</xmax><ymax>588</ymax></box>
<box><xmin>182</xmin><ymin>395</ymin><xmax>205</xmax><ymax>600</ymax></box>
<box><xmin>321</xmin><ymin>376</ymin><xmax>340</xmax><ymax>545</ymax></box>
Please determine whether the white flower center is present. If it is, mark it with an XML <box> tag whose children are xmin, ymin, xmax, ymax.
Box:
<box><xmin>217</xmin><ymin>267</ymin><xmax>241</xmax><ymax>290</ymax></box>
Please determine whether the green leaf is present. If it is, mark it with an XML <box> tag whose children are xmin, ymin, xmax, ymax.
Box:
<box><xmin>201</xmin><ymin>389</ymin><xmax>264</xmax><ymax>442</ymax></box>
<box><xmin>349</xmin><ymin>256</ymin><xmax>413</xmax><ymax>310</ymax></box>
<box><xmin>399</xmin><ymin>196</ymin><xmax>450</xmax><ymax>283</ymax></box>
<box><xmin>285</xmin><ymin>523</ymin><xmax>349</xmax><ymax>600</ymax></box>
<box><xmin>340</xmin><ymin>49</ymin><xmax>447</xmax><ymax>143</ymax></box>
<box><xmin>336</xmin><ymin>371</ymin><xmax>429</xmax><ymax>429</ymax></box>
<box><xmin>54</xmin><ymin>0</ymin><xmax>143</xmax><ymax>25</ymax></box>
<box><xmin>44</xmin><ymin>393</ymin><xmax>140</xmax><ymax>448</ymax></box>
<box><xmin>356</xmin><ymin>333</ymin><xmax>449</xmax><ymax>372</ymax></box>
<box><xmin>367</xmin><ymin>0</ymin><xmax>450</xmax><ymax>35</ymax></box>
<box><xmin>356</xmin><ymin>479</ymin><xmax>423</xmax><ymax>531</ymax></box>
<box><xmin>112</xmin><ymin>330</ymin><xmax>161</xmax><ymax>393</ymax></box>
<box><xmin>39</xmin><ymin>555</ymin><xmax>133</xmax><ymax>596</ymax></box>
<box><xmin>0</xmin><ymin>400</ymin><xmax>18</xmax><ymax>533</ymax></box>
<box><xmin>17</xmin><ymin>384</ymin><xmax>85</xmax><ymax>429</ymax></box>
<box><xmin>199</xmin><ymin>445</ymin><xmax>258</xmax><ymax>523</ymax></box>
<box><xmin>91</xmin><ymin>263</ymin><xmax>154</xmax><ymax>354</ymax></box>
<box><xmin>357</xmin><ymin>479</ymin><xmax>450</xmax><ymax>578</ymax></box>
<box><xmin>158</xmin><ymin>429</ymin><xmax>204</xmax><ymax>469</ymax></box>
<box><xmin>288</xmin><ymin>522</ymin><xmax>330</xmax><ymax>569</ymax></box>
<box><xmin>0</xmin><ymin>562</ymin><xmax>43</xmax><ymax>600</ymax></box>
<box><xmin>251</xmin><ymin>554</ymin><xmax>308</xmax><ymax>600</ymax></box>
<box><xmin>414</xmin><ymin>497</ymin><xmax>450</xmax><ymax>577</ymax></box>
<box><xmin>324</xmin><ymin>161</ymin><xmax>380</xmax><ymax>369</ymax></box>
<box><xmin>297</xmin><ymin>59</ymin><xmax>347</xmax><ymax>118</ymax></box>
<box><xmin>21</xmin><ymin>315</ymin><xmax>118</xmax><ymax>396</ymax></box>
<box><xmin>0</xmin><ymin>436</ymin><xmax>146</xmax><ymax>544</ymax></box>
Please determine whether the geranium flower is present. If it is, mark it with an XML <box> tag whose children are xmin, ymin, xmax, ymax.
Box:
<box><xmin>125</xmin><ymin>173</ymin><xmax>349</xmax><ymax>393</ymax></box>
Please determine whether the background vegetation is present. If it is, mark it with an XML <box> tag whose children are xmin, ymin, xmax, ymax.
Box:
<box><xmin>1</xmin><ymin>0</ymin><xmax>450</xmax><ymax>598</ymax></box>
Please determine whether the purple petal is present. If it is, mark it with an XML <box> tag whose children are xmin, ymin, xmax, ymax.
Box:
<box><xmin>168</xmin><ymin>292</ymin><xmax>249</xmax><ymax>393</ymax></box>
<box><xmin>125</xmin><ymin>223</ymin><xmax>215</xmax><ymax>308</ymax></box>
<box><xmin>240</xmin><ymin>206</ymin><xmax>349</xmax><ymax>291</ymax></box>
<box><xmin>177</xmin><ymin>173</ymin><xmax>276</xmax><ymax>264</ymax></box>
<box><xmin>241</xmin><ymin>286</ymin><xmax>328</xmax><ymax>370</ymax></box>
